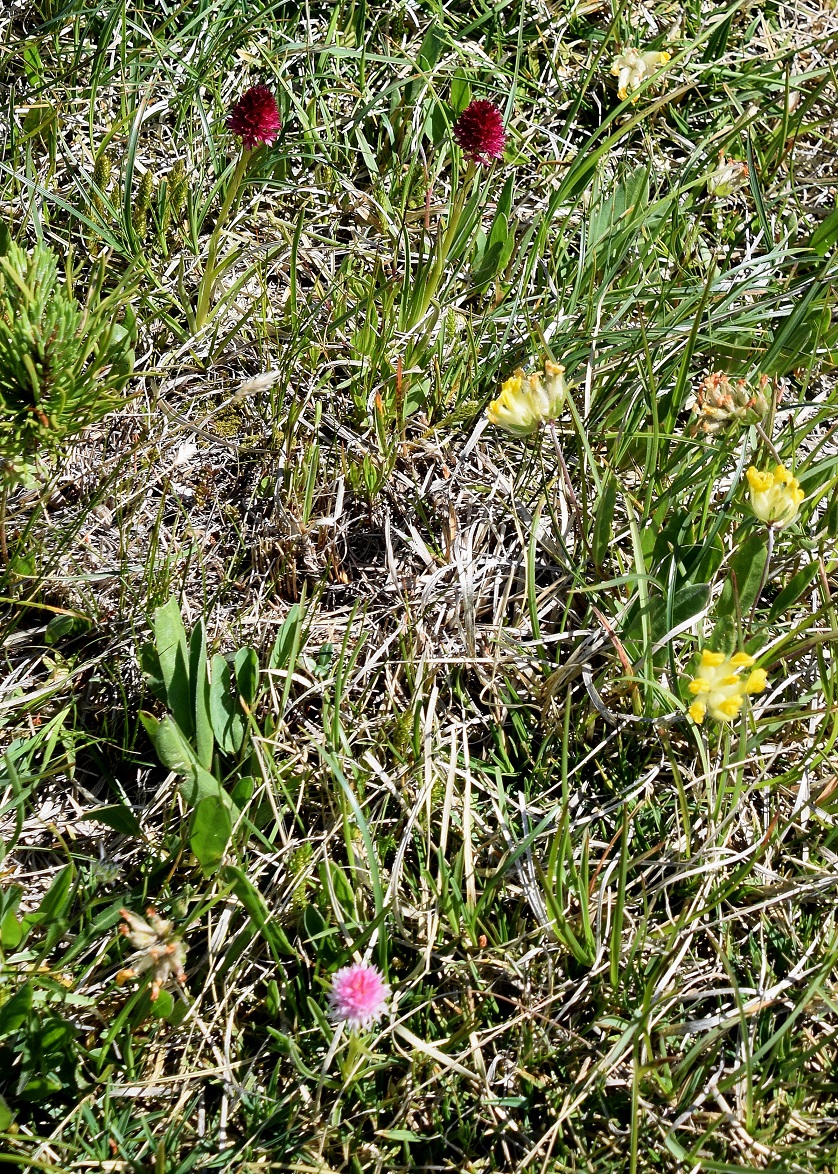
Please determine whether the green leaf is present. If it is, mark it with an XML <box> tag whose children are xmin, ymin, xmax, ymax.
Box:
<box><xmin>234</xmin><ymin>646</ymin><xmax>259</xmax><ymax>708</ymax></box>
<box><xmin>768</xmin><ymin>561</ymin><xmax>820</xmax><ymax>622</ymax></box>
<box><xmin>89</xmin><ymin>804</ymin><xmax>143</xmax><ymax>837</ymax></box>
<box><xmin>138</xmin><ymin>641</ymin><xmax>166</xmax><ymax>703</ymax></box>
<box><xmin>190</xmin><ymin>794</ymin><xmax>232</xmax><ymax>875</ymax></box>
<box><xmin>377</xmin><ymin>1129</ymin><xmax>427</xmax><ymax>1143</ymax></box>
<box><xmin>210</xmin><ymin>655</ymin><xmax>245</xmax><ymax>755</ymax></box>
<box><xmin>26</xmin><ymin>863</ymin><xmax>73</xmax><ymax>928</ymax></box>
<box><xmin>0</xmin><ymin>983</ymin><xmax>32</xmax><ymax>1035</ymax></box>
<box><xmin>140</xmin><ymin>712</ymin><xmax>236</xmax><ymax>813</ymax></box>
<box><xmin>319</xmin><ymin>860</ymin><xmax>356</xmax><ymax>916</ymax></box>
<box><xmin>229</xmin><ymin>775</ymin><xmax>254</xmax><ymax>807</ymax></box>
<box><xmin>302</xmin><ymin>902</ymin><xmax>329</xmax><ymax>948</ymax></box>
<box><xmin>153</xmin><ymin>598</ymin><xmax>193</xmax><ymax>738</ymax></box>
<box><xmin>150</xmin><ymin>989</ymin><xmax>174</xmax><ymax>1019</ymax></box>
<box><xmin>809</xmin><ymin>204</ymin><xmax>838</xmax><ymax>257</ymax></box>
<box><xmin>222</xmin><ymin>866</ymin><xmax>297</xmax><ymax>960</ymax></box>
<box><xmin>44</xmin><ymin>613</ymin><xmax>91</xmax><ymax>645</ymax></box>
<box><xmin>0</xmin><ymin>1092</ymin><xmax>14</xmax><ymax>1130</ymax></box>
<box><xmin>450</xmin><ymin>71</ymin><xmax>471</xmax><ymax>113</ymax></box>
<box><xmin>657</xmin><ymin>583</ymin><xmax>711</xmax><ymax>642</ymax></box>
<box><xmin>592</xmin><ymin>474</ymin><xmax>618</xmax><ymax>570</ymax></box>
<box><xmin>1</xmin><ymin>910</ymin><xmax>22</xmax><ymax>950</ymax></box>
<box><xmin>716</xmin><ymin>531</ymin><xmax>768</xmax><ymax>621</ymax></box>
<box><xmin>190</xmin><ymin>618</ymin><xmax>214</xmax><ymax>770</ymax></box>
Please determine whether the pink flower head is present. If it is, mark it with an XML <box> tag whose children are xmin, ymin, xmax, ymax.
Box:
<box><xmin>328</xmin><ymin>961</ymin><xmax>390</xmax><ymax>1031</ymax></box>
<box><xmin>453</xmin><ymin>99</ymin><xmax>506</xmax><ymax>165</ymax></box>
<box><xmin>226</xmin><ymin>85</ymin><xmax>282</xmax><ymax>150</ymax></box>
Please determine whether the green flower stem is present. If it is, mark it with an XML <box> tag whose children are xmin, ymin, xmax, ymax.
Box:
<box><xmin>194</xmin><ymin>149</ymin><xmax>252</xmax><ymax>331</ymax></box>
<box><xmin>749</xmin><ymin>523</ymin><xmax>775</xmax><ymax>624</ymax></box>
<box><xmin>410</xmin><ymin>160</ymin><xmax>477</xmax><ymax>331</ymax></box>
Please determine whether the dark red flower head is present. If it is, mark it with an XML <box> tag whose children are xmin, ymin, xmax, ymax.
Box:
<box><xmin>453</xmin><ymin>99</ymin><xmax>506</xmax><ymax>164</ymax></box>
<box><xmin>226</xmin><ymin>85</ymin><xmax>281</xmax><ymax>150</ymax></box>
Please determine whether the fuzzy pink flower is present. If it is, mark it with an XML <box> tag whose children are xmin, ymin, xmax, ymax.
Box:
<box><xmin>453</xmin><ymin>99</ymin><xmax>506</xmax><ymax>164</ymax></box>
<box><xmin>328</xmin><ymin>961</ymin><xmax>390</xmax><ymax>1031</ymax></box>
<box><xmin>226</xmin><ymin>85</ymin><xmax>282</xmax><ymax>150</ymax></box>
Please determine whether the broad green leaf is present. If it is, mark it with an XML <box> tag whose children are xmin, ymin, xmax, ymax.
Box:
<box><xmin>319</xmin><ymin>860</ymin><xmax>356</xmax><ymax>917</ymax></box>
<box><xmin>234</xmin><ymin>646</ymin><xmax>259</xmax><ymax>708</ymax></box>
<box><xmin>229</xmin><ymin>775</ymin><xmax>254</xmax><ymax>807</ymax></box>
<box><xmin>153</xmin><ymin>598</ymin><xmax>193</xmax><ymax>737</ymax></box>
<box><xmin>138</xmin><ymin>641</ymin><xmax>166</xmax><ymax>703</ymax></box>
<box><xmin>809</xmin><ymin>204</ymin><xmax>838</xmax><ymax>257</ymax></box>
<box><xmin>89</xmin><ymin>804</ymin><xmax>143</xmax><ymax>838</ymax></box>
<box><xmin>26</xmin><ymin>863</ymin><xmax>73</xmax><ymax>928</ymax></box>
<box><xmin>140</xmin><ymin>712</ymin><xmax>236</xmax><ymax>813</ymax></box>
<box><xmin>150</xmin><ymin>989</ymin><xmax>175</xmax><ymax>1019</ymax></box>
<box><xmin>190</xmin><ymin>618</ymin><xmax>214</xmax><ymax>770</ymax></box>
<box><xmin>302</xmin><ymin>903</ymin><xmax>329</xmax><ymax>949</ymax></box>
<box><xmin>450</xmin><ymin>71</ymin><xmax>471</xmax><ymax>113</ymax></box>
<box><xmin>44</xmin><ymin>613</ymin><xmax>91</xmax><ymax>645</ymax></box>
<box><xmin>0</xmin><ymin>984</ymin><xmax>31</xmax><ymax>1035</ymax></box>
<box><xmin>1</xmin><ymin>910</ymin><xmax>22</xmax><ymax>950</ymax></box>
<box><xmin>768</xmin><ymin>561</ymin><xmax>820</xmax><ymax>622</ymax></box>
<box><xmin>210</xmin><ymin>655</ymin><xmax>245</xmax><ymax>754</ymax></box>
<box><xmin>190</xmin><ymin>794</ymin><xmax>232</xmax><ymax>875</ymax></box>
<box><xmin>0</xmin><ymin>1092</ymin><xmax>14</xmax><ymax>1130</ymax></box>
<box><xmin>716</xmin><ymin>531</ymin><xmax>768</xmax><ymax>621</ymax></box>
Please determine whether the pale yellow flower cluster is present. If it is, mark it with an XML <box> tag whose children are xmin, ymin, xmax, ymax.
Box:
<box><xmin>746</xmin><ymin>465</ymin><xmax>804</xmax><ymax>529</ymax></box>
<box><xmin>706</xmin><ymin>152</ymin><xmax>749</xmax><ymax>199</ymax></box>
<box><xmin>611</xmin><ymin>47</ymin><xmax>671</xmax><ymax>103</ymax></box>
<box><xmin>487</xmin><ymin>360</ymin><xmax>567</xmax><ymax>437</ymax></box>
<box><xmin>688</xmin><ymin>650</ymin><xmax>767</xmax><ymax>725</ymax></box>
<box><xmin>690</xmin><ymin>371</ymin><xmax>771</xmax><ymax>436</ymax></box>
<box><xmin>116</xmin><ymin>907</ymin><xmax>188</xmax><ymax>1001</ymax></box>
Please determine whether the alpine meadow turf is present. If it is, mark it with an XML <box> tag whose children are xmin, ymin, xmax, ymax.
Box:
<box><xmin>1</xmin><ymin>1</ymin><xmax>838</xmax><ymax>1170</ymax></box>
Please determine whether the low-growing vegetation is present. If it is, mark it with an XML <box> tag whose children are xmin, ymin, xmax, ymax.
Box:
<box><xmin>1</xmin><ymin>0</ymin><xmax>838</xmax><ymax>1170</ymax></box>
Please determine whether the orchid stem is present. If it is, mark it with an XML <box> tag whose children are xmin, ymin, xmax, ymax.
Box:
<box><xmin>194</xmin><ymin>149</ymin><xmax>251</xmax><ymax>331</ymax></box>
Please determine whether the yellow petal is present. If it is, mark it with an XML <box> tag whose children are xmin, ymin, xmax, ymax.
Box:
<box><xmin>700</xmin><ymin>650</ymin><xmax>726</xmax><ymax>667</ymax></box>
<box><xmin>729</xmin><ymin>652</ymin><xmax>754</xmax><ymax>668</ymax></box>
<box><xmin>746</xmin><ymin>669</ymin><xmax>767</xmax><ymax>693</ymax></box>
<box><xmin>718</xmin><ymin>697</ymin><xmax>743</xmax><ymax>718</ymax></box>
<box><xmin>688</xmin><ymin>701</ymin><xmax>706</xmax><ymax>724</ymax></box>
<box><xmin>747</xmin><ymin>467</ymin><xmax>773</xmax><ymax>493</ymax></box>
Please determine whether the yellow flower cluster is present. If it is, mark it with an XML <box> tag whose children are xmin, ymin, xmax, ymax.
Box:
<box><xmin>486</xmin><ymin>360</ymin><xmax>567</xmax><ymax>437</ymax></box>
<box><xmin>746</xmin><ymin>465</ymin><xmax>804</xmax><ymax>529</ymax></box>
<box><xmin>706</xmin><ymin>152</ymin><xmax>749</xmax><ymax>199</ymax></box>
<box><xmin>688</xmin><ymin>650</ymin><xmax>767</xmax><ymax>725</ymax></box>
<box><xmin>611</xmin><ymin>47</ymin><xmax>671</xmax><ymax>103</ymax></box>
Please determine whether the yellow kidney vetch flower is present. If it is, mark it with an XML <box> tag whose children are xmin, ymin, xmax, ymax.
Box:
<box><xmin>688</xmin><ymin>650</ymin><xmax>768</xmax><ymax>725</ymax></box>
<box><xmin>611</xmin><ymin>47</ymin><xmax>671</xmax><ymax>103</ymax></box>
<box><xmin>487</xmin><ymin>360</ymin><xmax>567</xmax><ymax>437</ymax></box>
<box><xmin>746</xmin><ymin>465</ymin><xmax>805</xmax><ymax>529</ymax></box>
